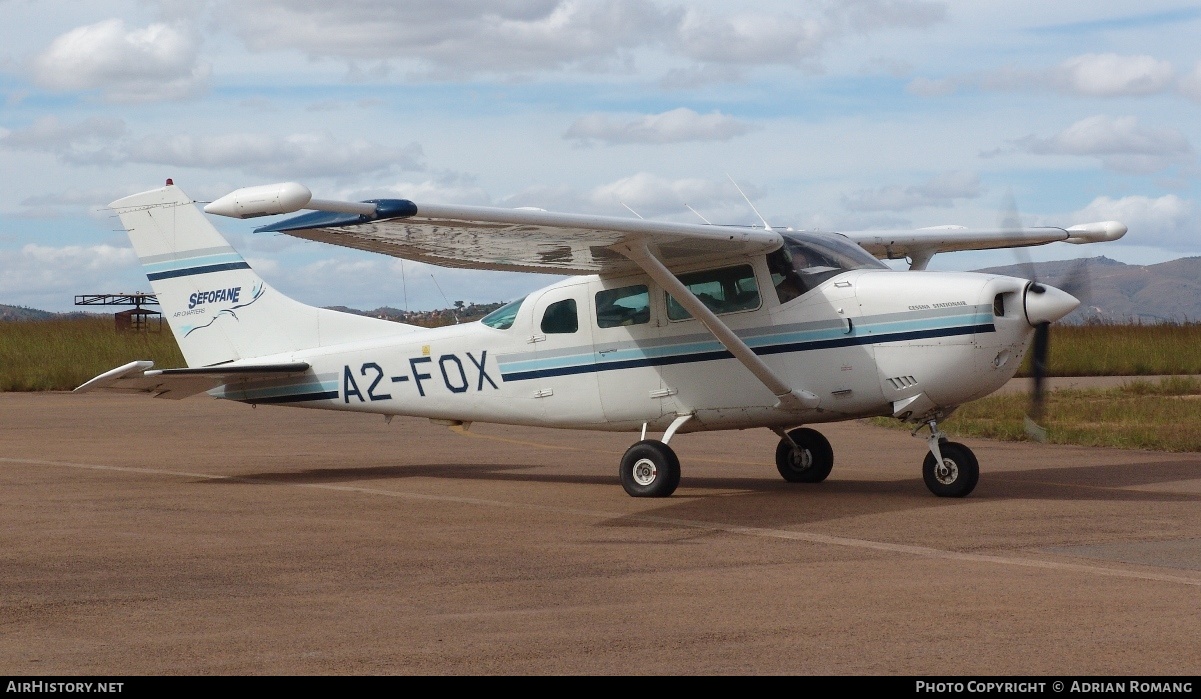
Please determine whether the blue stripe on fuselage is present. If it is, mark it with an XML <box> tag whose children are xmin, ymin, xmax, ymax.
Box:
<box><xmin>498</xmin><ymin>319</ymin><xmax>994</xmax><ymax>382</ymax></box>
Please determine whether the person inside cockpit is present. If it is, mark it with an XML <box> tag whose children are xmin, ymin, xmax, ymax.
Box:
<box><xmin>768</xmin><ymin>246</ymin><xmax>806</xmax><ymax>303</ymax></box>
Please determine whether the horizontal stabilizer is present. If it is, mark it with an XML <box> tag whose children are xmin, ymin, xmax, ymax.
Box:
<box><xmin>74</xmin><ymin>361</ymin><xmax>312</xmax><ymax>400</ymax></box>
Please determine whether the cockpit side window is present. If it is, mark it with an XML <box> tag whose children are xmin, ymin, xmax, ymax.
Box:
<box><xmin>768</xmin><ymin>232</ymin><xmax>886</xmax><ymax>304</ymax></box>
<box><xmin>540</xmin><ymin>299</ymin><xmax>578</xmax><ymax>334</ymax></box>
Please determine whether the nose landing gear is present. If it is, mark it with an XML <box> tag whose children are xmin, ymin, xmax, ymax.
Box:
<box><xmin>919</xmin><ymin>420</ymin><xmax>979</xmax><ymax>497</ymax></box>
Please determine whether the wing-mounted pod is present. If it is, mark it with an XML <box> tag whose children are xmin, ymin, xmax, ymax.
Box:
<box><xmin>1063</xmin><ymin>221</ymin><xmax>1127</xmax><ymax>244</ymax></box>
<box><xmin>204</xmin><ymin>182</ymin><xmax>416</xmax><ymax>224</ymax></box>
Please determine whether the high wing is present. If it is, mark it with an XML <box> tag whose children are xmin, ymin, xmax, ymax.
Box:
<box><xmin>842</xmin><ymin>222</ymin><xmax>1127</xmax><ymax>270</ymax></box>
<box><xmin>255</xmin><ymin>201</ymin><xmax>783</xmax><ymax>275</ymax></box>
<box><xmin>75</xmin><ymin>360</ymin><xmax>312</xmax><ymax>400</ymax></box>
<box><xmin>206</xmin><ymin>181</ymin><xmax>1125</xmax><ymax>275</ymax></box>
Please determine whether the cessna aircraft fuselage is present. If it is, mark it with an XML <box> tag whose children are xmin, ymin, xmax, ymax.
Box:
<box><xmin>205</xmin><ymin>254</ymin><xmax>1045</xmax><ymax>436</ymax></box>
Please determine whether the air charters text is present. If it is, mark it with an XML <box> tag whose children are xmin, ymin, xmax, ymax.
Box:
<box><xmin>343</xmin><ymin>351</ymin><xmax>497</xmax><ymax>402</ymax></box>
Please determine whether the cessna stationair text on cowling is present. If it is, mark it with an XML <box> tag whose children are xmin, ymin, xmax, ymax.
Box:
<box><xmin>78</xmin><ymin>180</ymin><xmax>1126</xmax><ymax>498</ymax></box>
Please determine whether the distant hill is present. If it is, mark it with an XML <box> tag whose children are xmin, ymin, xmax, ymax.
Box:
<box><xmin>0</xmin><ymin>305</ymin><xmax>99</xmax><ymax>322</ymax></box>
<box><xmin>974</xmin><ymin>256</ymin><xmax>1201</xmax><ymax>324</ymax></box>
<box><xmin>5</xmin><ymin>257</ymin><xmax>1199</xmax><ymax>326</ymax></box>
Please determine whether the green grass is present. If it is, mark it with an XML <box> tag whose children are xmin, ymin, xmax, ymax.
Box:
<box><xmin>0</xmin><ymin>317</ymin><xmax>184</xmax><ymax>391</ymax></box>
<box><xmin>870</xmin><ymin>377</ymin><xmax>1201</xmax><ymax>452</ymax></box>
<box><xmin>1018</xmin><ymin>322</ymin><xmax>1201</xmax><ymax>377</ymax></box>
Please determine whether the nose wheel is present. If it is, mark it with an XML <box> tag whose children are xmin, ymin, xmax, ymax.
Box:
<box><xmin>922</xmin><ymin>439</ymin><xmax>979</xmax><ymax>497</ymax></box>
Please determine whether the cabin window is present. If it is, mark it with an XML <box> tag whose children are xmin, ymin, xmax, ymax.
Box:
<box><xmin>666</xmin><ymin>265</ymin><xmax>759</xmax><ymax>320</ymax></box>
<box><xmin>596</xmin><ymin>285</ymin><xmax>650</xmax><ymax>328</ymax></box>
<box><xmin>540</xmin><ymin>299</ymin><xmax>579</xmax><ymax>334</ymax></box>
<box><xmin>768</xmin><ymin>231</ymin><xmax>887</xmax><ymax>303</ymax></box>
<box><xmin>481</xmin><ymin>296</ymin><xmax>525</xmax><ymax>330</ymax></box>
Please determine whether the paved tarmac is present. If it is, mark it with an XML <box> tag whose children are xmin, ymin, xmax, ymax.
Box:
<box><xmin>1</xmin><ymin>392</ymin><xmax>1199</xmax><ymax>675</ymax></box>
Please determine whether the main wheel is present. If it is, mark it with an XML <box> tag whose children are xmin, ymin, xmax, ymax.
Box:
<box><xmin>774</xmin><ymin>428</ymin><xmax>834</xmax><ymax>483</ymax></box>
<box><xmin>922</xmin><ymin>440</ymin><xmax>979</xmax><ymax>497</ymax></box>
<box><xmin>619</xmin><ymin>440</ymin><xmax>681</xmax><ymax>498</ymax></box>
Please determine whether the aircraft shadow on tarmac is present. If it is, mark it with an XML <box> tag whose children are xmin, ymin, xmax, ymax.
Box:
<box><xmin>980</xmin><ymin>459</ymin><xmax>1201</xmax><ymax>502</ymax></box>
<box><xmin>204</xmin><ymin>456</ymin><xmax>1201</xmax><ymax>529</ymax></box>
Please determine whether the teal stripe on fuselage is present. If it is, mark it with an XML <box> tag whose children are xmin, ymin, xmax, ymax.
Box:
<box><xmin>497</xmin><ymin>308</ymin><xmax>994</xmax><ymax>378</ymax></box>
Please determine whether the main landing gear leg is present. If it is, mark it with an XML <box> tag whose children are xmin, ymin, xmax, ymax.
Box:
<box><xmin>916</xmin><ymin>419</ymin><xmax>979</xmax><ymax>498</ymax></box>
<box><xmin>619</xmin><ymin>415</ymin><xmax>692</xmax><ymax>498</ymax></box>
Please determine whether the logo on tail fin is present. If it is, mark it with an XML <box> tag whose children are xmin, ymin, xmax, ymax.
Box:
<box><xmin>182</xmin><ymin>283</ymin><xmax>266</xmax><ymax>337</ymax></box>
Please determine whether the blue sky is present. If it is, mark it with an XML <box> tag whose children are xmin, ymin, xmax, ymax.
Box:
<box><xmin>1</xmin><ymin>0</ymin><xmax>1199</xmax><ymax>312</ymax></box>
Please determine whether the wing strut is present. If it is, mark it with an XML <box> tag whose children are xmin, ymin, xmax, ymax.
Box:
<box><xmin>615</xmin><ymin>242</ymin><xmax>819</xmax><ymax>412</ymax></box>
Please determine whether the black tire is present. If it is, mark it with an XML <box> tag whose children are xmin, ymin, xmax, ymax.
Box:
<box><xmin>619</xmin><ymin>440</ymin><xmax>681</xmax><ymax>498</ymax></box>
<box><xmin>774</xmin><ymin>428</ymin><xmax>834</xmax><ymax>483</ymax></box>
<box><xmin>922</xmin><ymin>440</ymin><xmax>980</xmax><ymax>497</ymax></box>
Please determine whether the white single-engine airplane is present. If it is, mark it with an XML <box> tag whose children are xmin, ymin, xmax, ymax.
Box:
<box><xmin>78</xmin><ymin>180</ymin><xmax>1126</xmax><ymax>498</ymax></box>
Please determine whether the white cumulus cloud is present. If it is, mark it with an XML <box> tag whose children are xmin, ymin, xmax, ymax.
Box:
<box><xmin>1049</xmin><ymin>54</ymin><xmax>1174</xmax><ymax>97</ymax></box>
<box><xmin>31</xmin><ymin>19</ymin><xmax>210</xmax><ymax>102</ymax></box>
<box><xmin>1073</xmin><ymin>195</ymin><xmax>1195</xmax><ymax>250</ymax></box>
<box><xmin>1013</xmin><ymin>115</ymin><xmax>1192</xmax><ymax>174</ymax></box>
<box><xmin>564</xmin><ymin>108</ymin><xmax>753</xmax><ymax>145</ymax></box>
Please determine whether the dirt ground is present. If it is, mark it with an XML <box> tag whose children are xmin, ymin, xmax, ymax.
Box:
<box><xmin>1</xmin><ymin>392</ymin><xmax>1199</xmax><ymax>675</ymax></box>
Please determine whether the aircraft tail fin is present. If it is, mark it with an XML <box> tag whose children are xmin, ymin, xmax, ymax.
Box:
<box><xmin>110</xmin><ymin>183</ymin><xmax>414</xmax><ymax>368</ymax></box>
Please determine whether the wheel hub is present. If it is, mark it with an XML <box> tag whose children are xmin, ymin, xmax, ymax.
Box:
<box><xmin>632</xmin><ymin>458</ymin><xmax>658</xmax><ymax>486</ymax></box>
<box><xmin>790</xmin><ymin>447</ymin><xmax>813</xmax><ymax>471</ymax></box>
<box><xmin>934</xmin><ymin>458</ymin><xmax>959</xmax><ymax>485</ymax></box>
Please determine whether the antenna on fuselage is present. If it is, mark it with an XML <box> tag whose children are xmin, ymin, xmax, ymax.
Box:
<box><xmin>726</xmin><ymin>173</ymin><xmax>772</xmax><ymax>231</ymax></box>
<box><xmin>684</xmin><ymin>203</ymin><xmax>712</xmax><ymax>225</ymax></box>
<box><xmin>620</xmin><ymin>202</ymin><xmax>644</xmax><ymax>219</ymax></box>
<box><xmin>430</xmin><ymin>274</ymin><xmax>459</xmax><ymax>324</ymax></box>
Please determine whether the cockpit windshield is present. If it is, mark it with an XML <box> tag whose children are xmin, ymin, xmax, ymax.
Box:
<box><xmin>767</xmin><ymin>231</ymin><xmax>886</xmax><ymax>304</ymax></box>
<box><xmin>481</xmin><ymin>296</ymin><xmax>525</xmax><ymax>329</ymax></box>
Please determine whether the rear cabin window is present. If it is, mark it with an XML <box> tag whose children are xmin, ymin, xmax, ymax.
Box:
<box><xmin>595</xmin><ymin>285</ymin><xmax>650</xmax><ymax>328</ymax></box>
<box><xmin>666</xmin><ymin>265</ymin><xmax>760</xmax><ymax>321</ymax></box>
<box><xmin>540</xmin><ymin>299</ymin><xmax>578</xmax><ymax>334</ymax></box>
<box><xmin>768</xmin><ymin>232</ymin><xmax>887</xmax><ymax>304</ymax></box>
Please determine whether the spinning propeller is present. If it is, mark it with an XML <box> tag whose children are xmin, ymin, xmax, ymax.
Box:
<box><xmin>999</xmin><ymin>192</ymin><xmax>1088</xmax><ymax>441</ymax></box>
